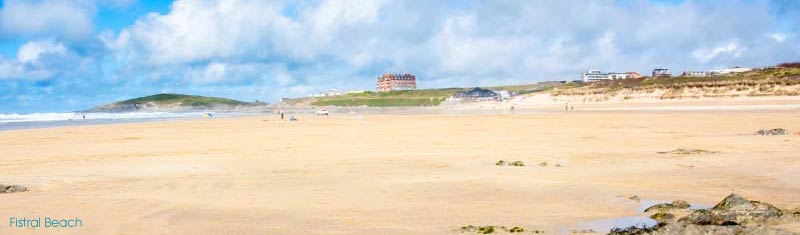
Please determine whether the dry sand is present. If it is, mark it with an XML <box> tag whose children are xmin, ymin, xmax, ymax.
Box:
<box><xmin>1</xmin><ymin>110</ymin><xmax>799</xmax><ymax>234</ymax></box>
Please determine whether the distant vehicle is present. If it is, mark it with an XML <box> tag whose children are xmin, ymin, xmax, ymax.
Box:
<box><xmin>316</xmin><ymin>109</ymin><xmax>329</xmax><ymax>116</ymax></box>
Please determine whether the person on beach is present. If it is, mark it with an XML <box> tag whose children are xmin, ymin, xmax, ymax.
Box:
<box><xmin>280</xmin><ymin>110</ymin><xmax>284</xmax><ymax>120</ymax></box>
<box><xmin>510</xmin><ymin>106</ymin><xmax>515</xmax><ymax>114</ymax></box>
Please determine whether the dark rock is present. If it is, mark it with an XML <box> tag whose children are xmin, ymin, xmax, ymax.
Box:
<box><xmin>457</xmin><ymin>225</ymin><xmax>478</xmax><ymax>232</ymax></box>
<box><xmin>649</xmin><ymin>212</ymin><xmax>675</xmax><ymax>221</ymax></box>
<box><xmin>539</xmin><ymin>162</ymin><xmax>548</xmax><ymax>167</ymax></box>
<box><xmin>618</xmin><ymin>194</ymin><xmax>792</xmax><ymax>235</ymax></box>
<box><xmin>0</xmin><ymin>185</ymin><xmax>28</xmax><ymax>194</ymax></box>
<box><xmin>678</xmin><ymin>209</ymin><xmax>714</xmax><ymax>225</ymax></box>
<box><xmin>656</xmin><ymin>148</ymin><xmax>718</xmax><ymax>155</ymax></box>
<box><xmin>756</xmin><ymin>128</ymin><xmax>788</xmax><ymax>135</ymax></box>
<box><xmin>629</xmin><ymin>195</ymin><xmax>640</xmax><ymax>201</ymax></box>
<box><xmin>608</xmin><ymin>224</ymin><xmax>661</xmax><ymax>235</ymax></box>
<box><xmin>477</xmin><ymin>226</ymin><xmax>496</xmax><ymax>234</ymax></box>
<box><xmin>496</xmin><ymin>160</ymin><xmax>524</xmax><ymax>167</ymax></box>
<box><xmin>677</xmin><ymin>194</ymin><xmax>782</xmax><ymax>226</ymax></box>
<box><xmin>509</xmin><ymin>226</ymin><xmax>524</xmax><ymax>233</ymax></box>
<box><xmin>709</xmin><ymin>194</ymin><xmax>783</xmax><ymax>225</ymax></box>
<box><xmin>571</xmin><ymin>229</ymin><xmax>597</xmax><ymax>234</ymax></box>
<box><xmin>457</xmin><ymin>225</ymin><xmax>478</xmax><ymax>233</ymax></box>
<box><xmin>644</xmin><ymin>200</ymin><xmax>691</xmax><ymax>212</ymax></box>
<box><xmin>455</xmin><ymin>225</ymin><xmax>510</xmax><ymax>234</ymax></box>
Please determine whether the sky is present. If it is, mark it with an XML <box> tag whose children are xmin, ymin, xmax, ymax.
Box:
<box><xmin>0</xmin><ymin>0</ymin><xmax>799</xmax><ymax>113</ymax></box>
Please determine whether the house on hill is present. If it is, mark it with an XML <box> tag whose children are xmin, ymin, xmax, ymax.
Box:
<box><xmin>652</xmin><ymin>68</ymin><xmax>672</xmax><ymax>78</ymax></box>
<box><xmin>451</xmin><ymin>87</ymin><xmax>500</xmax><ymax>102</ymax></box>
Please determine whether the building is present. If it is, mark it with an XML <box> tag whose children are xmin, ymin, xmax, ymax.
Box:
<box><xmin>377</xmin><ymin>72</ymin><xmax>417</xmax><ymax>92</ymax></box>
<box><xmin>582</xmin><ymin>70</ymin><xmax>640</xmax><ymax>82</ymax></box>
<box><xmin>345</xmin><ymin>90</ymin><xmax>367</xmax><ymax>95</ymax></box>
<box><xmin>608</xmin><ymin>72</ymin><xmax>629</xmax><ymax>80</ymax></box>
<box><xmin>582</xmin><ymin>70</ymin><xmax>610</xmax><ymax>82</ymax></box>
<box><xmin>652</xmin><ymin>68</ymin><xmax>671</xmax><ymax>78</ymax></box>
<box><xmin>679</xmin><ymin>67</ymin><xmax>753</xmax><ymax>77</ymax></box>
<box><xmin>682</xmin><ymin>71</ymin><xmax>712</xmax><ymax>77</ymax></box>
<box><xmin>496</xmin><ymin>90</ymin><xmax>511</xmax><ymax>101</ymax></box>
<box><xmin>311</xmin><ymin>89</ymin><xmax>343</xmax><ymax>97</ymax></box>
<box><xmin>709</xmin><ymin>67</ymin><xmax>753</xmax><ymax>75</ymax></box>
<box><xmin>451</xmin><ymin>87</ymin><xmax>499</xmax><ymax>102</ymax></box>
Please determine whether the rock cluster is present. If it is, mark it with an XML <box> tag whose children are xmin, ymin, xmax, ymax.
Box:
<box><xmin>614</xmin><ymin>194</ymin><xmax>795</xmax><ymax>235</ymax></box>
<box><xmin>656</xmin><ymin>148</ymin><xmax>718</xmax><ymax>155</ymax></box>
<box><xmin>495</xmin><ymin>160</ymin><xmax>525</xmax><ymax>167</ymax></box>
<box><xmin>455</xmin><ymin>225</ymin><xmax>531</xmax><ymax>234</ymax></box>
<box><xmin>681</xmin><ymin>194</ymin><xmax>783</xmax><ymax>225</ymax></box>
<box><xmin>649</xmin><ymin>212</ymin><xmax>675</xmax><ymax>221</ymax></box>
<box><xmin>644</xmin><ymin>200</ymin><xmax>691</xmax><ymax>213</ymax></box>
<box><xmin>755</xmin><ymin>128</ymin><xmax>788</xmax><ymax>135</ymax></box>
<box><xmin>0</xmin><ymin>184</ymin><xmax>28</xmax><ymax>193</ymax></box>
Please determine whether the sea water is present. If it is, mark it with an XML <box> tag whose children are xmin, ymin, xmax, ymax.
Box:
<box><xmin>0</xmin><ymin>112</ymin><xmax>243</xmax><ymax>131</ymax></box>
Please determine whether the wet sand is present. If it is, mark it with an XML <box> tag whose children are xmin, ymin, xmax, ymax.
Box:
<box><xmin>1</xmin><ymin>110</ymin><xmax>799</xmax><ymax>234</ymax></box>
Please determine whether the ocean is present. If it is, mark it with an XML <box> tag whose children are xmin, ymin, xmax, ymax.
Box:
<box><xmin>0</xmin><ymin>112</ymin><xmax>238</xmax><ymax>131</ymax></box>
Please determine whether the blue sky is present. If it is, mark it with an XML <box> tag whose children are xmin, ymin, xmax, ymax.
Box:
<box><xmin>1</xmin><ymin>0</ymin><xmax>799</xmax><ymax>113</ymax></box>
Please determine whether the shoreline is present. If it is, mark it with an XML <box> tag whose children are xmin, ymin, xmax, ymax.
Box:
<box><xmin>4</xmin><ymin>98</ymin><xmax>800</xmax><ymax>132</ymax></box>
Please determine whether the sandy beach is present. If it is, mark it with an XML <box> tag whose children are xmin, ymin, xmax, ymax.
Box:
<box><xmin>2</xmin><ymin>108</ymin><xmax>800</xmax><ymax>234</ymax></box>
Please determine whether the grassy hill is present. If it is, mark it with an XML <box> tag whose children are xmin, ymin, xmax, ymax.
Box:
<box><xmin>287</xmin><ymin>82</ymin><xmax>561</xmax><ymax>107</ymax></box>
<box><xmin>309</xmin><ymin>89</ymin><xmax>459</xmax><ymax>107</ymax></box>
<box><xmin>118</xmin><ymin>93</ymin><xmax>249</xmax><ymax>107</ymax></box>
<box><xmin>88</xmin><ymin>93</ymin><xmax>259</xmax><ymax>112</ymax></box>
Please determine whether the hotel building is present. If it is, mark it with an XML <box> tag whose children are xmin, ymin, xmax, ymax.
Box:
<box><xmin>377</xmin><ymin>73</ymin><xmax>417</xmax><ymax>92</ymax></box>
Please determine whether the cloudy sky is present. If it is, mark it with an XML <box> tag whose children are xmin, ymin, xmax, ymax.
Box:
<box><xmin>0</xmin><ymin>0</ymin><xmax>798</xmax><ymax>112</ymax></box>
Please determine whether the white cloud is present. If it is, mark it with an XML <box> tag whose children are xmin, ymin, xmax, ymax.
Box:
<box><xmin>0</xmin><ymin>39</ymin><xmax>91</xmax><ymax>80</ymax></box>
<box><xmin>108</xmin><ymin>0</ymin><xmax>298</xmax><ymax>65</ymax></box>
<box><xmin>769</xmin><ymin>33</ymin><xmax>789</xmax><ymax>43</ymax></box>
<box><xmin>17</xmin><ymin>40</ymin><xmax>69</xmax><ymax>63</ymax></box>
<box><xmin>692</xmin><ymin>41</ymin><xmax>745</xmax><ymax>63</ymax></box>
<box><xmin>0</xmin><ymin>0</ymin><xmax>95</xmax><ymax>41</ymax></box>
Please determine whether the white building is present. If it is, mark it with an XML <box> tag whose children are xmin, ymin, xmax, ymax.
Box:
<box><xmin>582</xmin><ymin>70</ymin><xmax>635</xmax><ymax>82</ymax></box>
<box><xmin>582</xmin><ymin>70</ymin><xmax>610</xmax><ymax>82</ymax></box>
<box><xmin>496</xmin><ymin>90</ymin><xmax>511</xmax><ymax>101</ymax></box>
<box><xmin>682</xmin><ymin>71</ymin><xmax>712</xmax><ymax>77</ymax></box>
<box><xmin>709</xmin><ymin>67</ymin><xmax>753</xmax><ymax>75</ymax></box>
<box><xmin>311</xmin><ymin>89</ymin><xmax>344</xmax><ymax>97</ymax></box>
<box><xmin>608</xmin><ymin>72</ymin><xmax>629</xmax><ymax>80</ymax></box>
<box><xmin>345</xmin><ymin>90</ymin><xmax>367</xmax><ymax>94</ymax></box>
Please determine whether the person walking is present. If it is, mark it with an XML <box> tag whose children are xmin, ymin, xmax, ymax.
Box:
<box><xmin>280</xmin><ymin>110</ymin><xmax>284</xmax><ymax>120</ymax></box>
